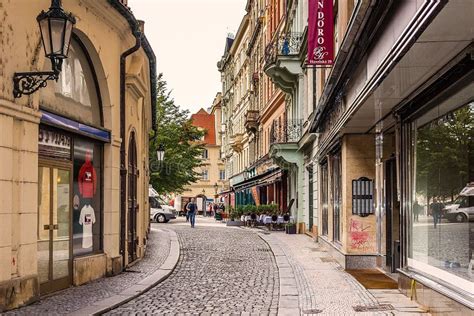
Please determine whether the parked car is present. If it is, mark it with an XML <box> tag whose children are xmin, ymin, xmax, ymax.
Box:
<box><xmin>149</xmin><ymin>196</ymin><xmax>177</xmax><ymax>223</ymax></box>
<box><xmin>149</xmin><ymin>185</ymin><xmax>176</xmax><ymax>223</ymax></box>
<box><xmin>443</xmin><ymin>186</ymin><xmax>474</xmax><ymax>222</ymax></box>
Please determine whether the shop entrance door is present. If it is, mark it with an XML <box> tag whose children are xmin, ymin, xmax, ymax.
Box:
<box><xmin>37</xmin><ymin>166</ymin><xmax>72</xmax><ymax>294</ymax></box>
<box><xmin>385</xmin><ymin>157</ymin><xmax>400</xmax><ymax>273</ymax></box>
<box><xmin>128</xmin><ymin>134</ymin><xmax>138</xmax><ymax>263</ymax></box>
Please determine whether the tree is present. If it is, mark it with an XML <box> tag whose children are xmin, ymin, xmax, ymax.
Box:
<box><xmin>149</xmin><ymin>74</ymin><xmax>205</xmax><ymax>195</ymax></box>
<box><xmin>415</xmin><ymin>103</ymin><xmax>474</xmax><ymax>202</ymax></box>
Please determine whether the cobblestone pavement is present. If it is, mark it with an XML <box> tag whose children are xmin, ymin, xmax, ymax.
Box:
<box><xmin>5</xmin><ymin>227</ymin><xmax>171</xmax><ymax>316</ymax></box>
<box><xmin>107</xmin><ymin>223</ymin><xmax>280</xmax><ymax>315</ymax></box>
<box><xmin>259</xmin><ymin>230</ymin><xmax>429</xmax><ymax>315</ymax></box>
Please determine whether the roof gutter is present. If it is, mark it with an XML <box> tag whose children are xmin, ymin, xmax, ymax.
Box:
<box><xmin>107</xmin><ymin>0</ymin><xmax>157</xmax><ymax>268</ymax></box>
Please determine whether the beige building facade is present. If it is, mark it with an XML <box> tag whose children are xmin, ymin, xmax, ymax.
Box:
<box><xmin>0</xmin><ymin>0</ymin><xmax>155</xmax><ymax>310</ymax></box>
<box><xmin>179</xmin><ymin>105</ymin><xmax>226</xmax><ymax>212</ymax></box>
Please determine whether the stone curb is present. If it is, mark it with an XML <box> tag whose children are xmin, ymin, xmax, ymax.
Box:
<box><xmin>70</xmin><ymin>229</ymin><xmax>180</xmax><ymax>316</ymax></box>
<box><xmin>255</xmin><ymin>230</ymin><xmax>301</xmax><ymax>316</ymax></box>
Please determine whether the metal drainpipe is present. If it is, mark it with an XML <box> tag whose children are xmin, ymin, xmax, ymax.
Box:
<box><xmin>120</xmin><ymin>33</ymin><xmax>142</xmax><ymax>269</ymax></box>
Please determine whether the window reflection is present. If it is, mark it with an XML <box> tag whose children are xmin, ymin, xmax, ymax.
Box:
<box><xmin>411</xmin><ymin>102</ymin><xmax>474</xmax><ymax>283</ymax></box>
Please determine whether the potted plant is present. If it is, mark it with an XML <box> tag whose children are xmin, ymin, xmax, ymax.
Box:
<box><xmin>285</xmin><ymin>222</ymin><xmax>296</xmax><ymax>234</ymax></box>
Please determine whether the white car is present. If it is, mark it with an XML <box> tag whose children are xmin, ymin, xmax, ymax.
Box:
<box><xmin>149</xmin><ymin>196</ymin><xmax>177</xmax><ymax>223</ymax></box>
<box><xmin>149</xmin><ymin>186</ymin><xmax>176</xmax><ymax>223</ymax></box>
<box><xmin>443</xmin><ymin>185</ymin><xmax>474</xmax><ymax>223</ymax></box>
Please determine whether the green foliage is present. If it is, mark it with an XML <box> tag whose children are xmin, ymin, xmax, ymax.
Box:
<box><xmin>415</xmin><ymin>104</ymin><xmax>474</xmax><ymax>202</ymax></box>
<box><xmin>256</xmin><ymin>203</ymin><xmax>280</xmax><ymax>214</ymax></box>
<box><xmin>149</xmin><ymin>73</ymin><xmax>205</xmax><ymax>195</ymax></box>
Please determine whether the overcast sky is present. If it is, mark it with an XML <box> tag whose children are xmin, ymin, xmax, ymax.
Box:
<box><xmin>128</xmin><ymin>0</ymin><xmax>247</xmax><ymax>114</ymax></box>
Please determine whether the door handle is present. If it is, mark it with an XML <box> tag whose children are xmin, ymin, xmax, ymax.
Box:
<box><xmin>43</xmin><ymin>224</ymin><xmax>59</xmax><ymax>230</ymax></box>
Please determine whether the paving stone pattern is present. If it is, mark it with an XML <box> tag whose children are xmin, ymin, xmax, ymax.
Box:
<box><xmin>260</xmin><ymin>231</ymin><xmax>427</xmax><ymax>316</ymax></box>
<box><xmin>107</xmin><ymin>226</ymin><xmax>279</xmax><ymax>315</ymax></box>
<box><xmin>6</xmin><ymin>227</ymin><xmax>171</xmax><ymax>316</ymax></box>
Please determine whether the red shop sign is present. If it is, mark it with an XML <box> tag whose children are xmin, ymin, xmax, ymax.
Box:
<box><xmin>308</xmin><ymin>0</ymin><xmax>334</xmax><ymax>66</ymax></box>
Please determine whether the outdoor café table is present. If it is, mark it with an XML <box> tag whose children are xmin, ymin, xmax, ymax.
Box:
<box><xmin>262</xmin><ymin>216</ymin><xmax>294</xmax><ymax>224</ymax></box>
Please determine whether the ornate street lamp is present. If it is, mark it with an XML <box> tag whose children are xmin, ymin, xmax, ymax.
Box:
<box><xmin>13</xmin><ymin>0</ymin><xmax>76</xmax><ymax>98</ymax></box>
<box><xmin>156</xmin><ymin>144</ymin><xmax>165</xmax><ymax>162</ymax></box>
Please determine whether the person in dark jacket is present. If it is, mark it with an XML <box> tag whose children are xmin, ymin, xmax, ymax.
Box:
<box><xmin>186</xmin><ymin>198</ymin><xmax>197</xmax><ymax>228</ymax></box>
<box><xmin>430</xmin><ymin>198</ymin><xmax>444</xmax><ymax>228</ymax></box>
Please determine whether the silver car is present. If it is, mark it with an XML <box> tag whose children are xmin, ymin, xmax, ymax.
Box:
<box><xmin>444</xmin><ymin>195</ymin><xmax>474</xmax><ymax>223</ymax></box>
<box><xmin>149</xmin><ymin>196</ymin><xmax>177</xmax><ymax>223</ymax></box>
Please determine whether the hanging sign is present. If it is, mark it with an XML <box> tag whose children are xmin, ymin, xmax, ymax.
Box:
<box><xmin>38</xmin><ymin>127</ymin><xmax>71</xmax><ymax>159</ymax></box>
<box><xmin>308</xmin><ymin>0</ymin><xmax>334</xmax><ymax>66</ymax></box>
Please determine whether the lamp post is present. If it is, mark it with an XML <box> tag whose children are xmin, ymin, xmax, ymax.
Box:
<box><xmin>156</xmin><ymin>144</ymin><xmax>165</xmax><ymax>163</ymax></box>
<box><xmin>214</xmin><ymin>182</ymin><xmax>219</xmax><ymax>198</ymax></box>
<box><xmin>202</xmin><ymin>189</ymin><xmax>206</xmax><ymax>217</ymax></box>
<box><xmin>13</xmin><ymin>0</ymin><xmax>76</xmax><ymax>98</ymax></box>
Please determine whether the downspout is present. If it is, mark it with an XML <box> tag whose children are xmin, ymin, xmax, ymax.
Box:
<box><xmin>120</xmin><ymin>32</ymin><xmax>142</xmax><ymax>268</ymax></box>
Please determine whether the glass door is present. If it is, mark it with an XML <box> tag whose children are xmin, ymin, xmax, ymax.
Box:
<box><xmin>38</xmin><ymin>166</ymin><xmax>71</xmax><ymax>293</ymax></box>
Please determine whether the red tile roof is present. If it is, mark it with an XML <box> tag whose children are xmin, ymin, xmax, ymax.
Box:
<box><xmin>191</xmin><ymin>108</ymin><xmax>216</xmax><ymax>145</ymax></box>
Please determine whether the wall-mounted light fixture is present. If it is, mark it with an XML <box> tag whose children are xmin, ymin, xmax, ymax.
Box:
<box><xmin>13</xmin><ymin>0</ymin><xmax>76</xmax><ymax>98</ymax></box>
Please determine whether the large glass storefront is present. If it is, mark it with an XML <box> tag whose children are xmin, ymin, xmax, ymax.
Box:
<box><xmin>407</xmin><ymin>77</ymin><xmax>473</xmax><ymax>292</ymax></box>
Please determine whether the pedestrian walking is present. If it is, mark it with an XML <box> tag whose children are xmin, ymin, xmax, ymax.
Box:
<box><xmin>187</xmin><ymin>198</ymin><xmax>197</xmax><ymax>228</ymax></box>
<box><xmin>430</xmin><ymin>198</ymin><xmax>444</xmax><ymax>228</ymax></box>
<box><xmin>413</xmin><ymin>200</ymin><xmax>421</xmax><ymax>222</ymax></box>
<box><xmin>184</xmin><ymin>201</ymin><xmax>190</xmax><ymax>222</ymax></box>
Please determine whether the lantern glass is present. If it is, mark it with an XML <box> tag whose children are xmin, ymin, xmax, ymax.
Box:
<box><xmin>156</xmin><ymin>149</ymin><xmax>165</xmax><ymax>162</ymax></box>
<box><xmin>39</xmin><ymin>18</ymin><xmax>52</xmax><ymax>56</ymax></box>
<box><xmin>50</xmin><ymin>18</ymin><xmax>67</xmax><ymax>58</ymax></box>
<box><xmin>63</xmin><ymin>19</ymin><xmax>74</xmax><ymax>56</ymax></box>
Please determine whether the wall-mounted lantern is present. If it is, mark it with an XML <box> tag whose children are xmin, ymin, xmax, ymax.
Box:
<box><xmin>13</xmin><ymin>0</ymin><xmax>76</xmax><ymax>98</ymax></box>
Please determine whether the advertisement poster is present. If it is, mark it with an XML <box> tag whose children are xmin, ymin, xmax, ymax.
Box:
<box><xmin>73</xmin><ymin>139</ymin><xmax>102</xmax><ymax>256</ymax></box>
<box><xmin>308</xmin><ymin>0</ymin><xmax>334</xmax><ymax>66</ymax></box>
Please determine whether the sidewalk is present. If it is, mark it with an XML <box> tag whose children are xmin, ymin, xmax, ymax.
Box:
<box><xmin>256</xmin><ymin>230</ymin><xmax>429</xmax><ymax>315</ymax></box>
<box><xmin>5</xmin><ymin>227</ymin><xmax>179</xmax><ymax>316</ymax></box>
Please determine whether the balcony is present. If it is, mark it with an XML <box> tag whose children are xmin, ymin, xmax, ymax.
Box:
<box><xmin>270</xmin><ymin>119</ymin><xmax>303</xmax><ymax>145</ymax></box>
<box><xmin>229</xmin><ymin>133</ymin><xmax>244</xmax><ymax>152</ymax></box>
<box><xmin>264</xmin><ymin>32</ymin><xmax>303</xmax><ymax>93</ymax></box>
<box><xmin>269</xmin><ymin>119</ymin><xmax>304</xmax><ymax>171</ymax></box>
<box><xmin>244</xmin><ymin>110</ymin><xmax>259</xmax><ymax>134</ymax></box>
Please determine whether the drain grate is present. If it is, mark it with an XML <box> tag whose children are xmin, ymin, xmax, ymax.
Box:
<box><xmin>257</xmin><ymin>248</ymin><xmax>271</xmax><ymax>252</ymax></box>
<box><xmin>353</xmin><ymin>304</ymin><xmax>394</xmax><ymax>312</ymax></box>
<box><xmin>302</xmin><ymin>309</ymin><xmax>323</xmax><ymax>314</ymax></box>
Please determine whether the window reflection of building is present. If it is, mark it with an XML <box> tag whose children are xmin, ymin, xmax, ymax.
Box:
<box><xmin>410</xmin><ymin>100</ymin><xmax>473</xmax><ymax>286</ymax></box>
<box><xmin>56</xmin><ymin>40</ymin><xmax>92</xmax><ymax>107</ymax></box>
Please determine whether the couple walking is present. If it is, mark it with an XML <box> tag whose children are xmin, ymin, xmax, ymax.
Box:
<box><xmin>185</xmin><ymin>198</ymin><xmax>197</xmax><ymax>228</ymax></box>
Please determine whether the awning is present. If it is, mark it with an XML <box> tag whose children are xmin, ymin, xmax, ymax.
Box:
<box><xmin>234</xmin><ymin>167</ymin><xmax>280</xmax><ymax>191</ymax></box>
<box><xmin>41</xmin><ymin>110</ymin><xmax>111</xmax><ymax>143</ymax></box>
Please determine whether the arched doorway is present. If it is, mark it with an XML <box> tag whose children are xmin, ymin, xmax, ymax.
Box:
<box><xmin>128</xmin><ymin>132</ymin><xmax>138</xmax><ymax>263</ymax></box>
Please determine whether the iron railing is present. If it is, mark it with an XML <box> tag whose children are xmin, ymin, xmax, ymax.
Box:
<box><xmin>270</xmin><ymin>119</ymin><xmax>303</xmax><ymax>145</ymax></box>
<box><xmin>265</xmin><ymin>32</ymin><xmax>303</xmax><ymax>66</ymax></box>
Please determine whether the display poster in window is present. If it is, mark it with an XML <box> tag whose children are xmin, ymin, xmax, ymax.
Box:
<box><xmin>73</xmin><ymin>139</ymin><xmax>102</xmax><ymax>256</ymax></box>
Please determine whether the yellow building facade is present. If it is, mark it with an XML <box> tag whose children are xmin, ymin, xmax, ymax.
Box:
<box><xmin>0</xmin><ymin>0</ymin><xmax>155</xmax><ymax>310</ymax></box>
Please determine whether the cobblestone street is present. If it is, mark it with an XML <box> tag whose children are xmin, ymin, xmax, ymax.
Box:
<box><xmin>107</xmin><ymin>220</ymin><xmax>279</xmax><ymax>315</ymax></box>
<box><xmin>5</xmin><ymin>228</ymin><xmax>172</xmax><ymax>316</ymax></box>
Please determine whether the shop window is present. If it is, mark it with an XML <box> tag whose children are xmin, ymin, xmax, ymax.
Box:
<box><xmin>73</xmin><ymin>138</ymin><xmax>102</xmax><ymax>256</ymax></box>
<box><xmin>41</xmin><ymin>36</ymin><xmax>101</xmax><ymax>127</ymax></box>
<box><xmin>331</xmin><ymin>152</ymin><xmax>342</xmax><ymax>242</ymax></box>
<box><xmin>410</xmin><ymin>100</ymin><xmax>473</xmax><ymax>286</ymax></box>
<box><xmin>321</xmin><ymin>162</ymin><xmax>329</xmax><ymax>236</ymax></box>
